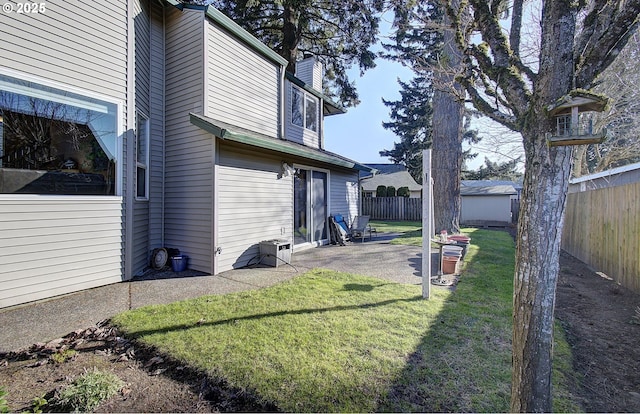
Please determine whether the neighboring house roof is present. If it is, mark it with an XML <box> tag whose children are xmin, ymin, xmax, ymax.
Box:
<box><xmin>361</xmin><ymin>170</ymin><xmax>422</xmax><ymax>191</ymax></box>
<box><xmin>363</xmin><ymin>164</ymin><xmax>407</xmax><ymax>176</ymax></box>
<box><xmin>570</xmin><ymin>161</ymin><xmax>640</xmax><ymax>184</ymax></box>
<box><xmin>190</xmin><ymin>113</ymin><xmax>374</xmax><ymax>172</ymax></box>
<box><xmin>461</xmin><ymin>181</ymin><xmax>517</xmax><ymax>196</ymax></box>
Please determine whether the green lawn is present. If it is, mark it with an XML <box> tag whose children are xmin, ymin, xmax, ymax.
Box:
<box><xmin>369</xmin><ymin>220</ymin><xmax>422</xmax><ymax>234</ymax></box>
<box><xmin>112</xmin><ymin>228</ymin><xmax>580</xmax><ymax>412</ymax></box>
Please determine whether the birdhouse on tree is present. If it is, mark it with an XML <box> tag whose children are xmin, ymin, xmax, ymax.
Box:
<box><xmin>545</xmin><ymin>90</ymin><xmax>609</xmax><ymax>147</ymax></box>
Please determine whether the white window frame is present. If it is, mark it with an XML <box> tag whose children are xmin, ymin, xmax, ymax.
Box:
<box><xmin>135</xmin><ymin>111</ymin><xmax>149</xmax><ymax>200</ymax></box>
<box><xmin>291</xmin><ymin>85</ymin><xmax>319</xmax><ymax>132</ymax></box>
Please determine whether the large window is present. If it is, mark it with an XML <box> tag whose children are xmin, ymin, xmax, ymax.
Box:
<box><xmin>0</xmin><ymin>73</ymin><xmax>118</xmax><ymax>195</ymax></box>
<box><xmin>291</xmin><ymin>86</ymin><xmax>318</xmax><ymax>132</ymax></box>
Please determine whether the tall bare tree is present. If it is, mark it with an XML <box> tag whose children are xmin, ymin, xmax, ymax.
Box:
<box><xmin>574</xmin><ymin>31</ymin><xmax>640</xmax><ymax>175</ymax></box>
<box><xmin>384</xmin><ymin>0</ymin><xmax>468</xmax><ymax>233</ymax></box>
<box><xmin>444</xmin><ymin>0</ymin><xmax>640</xmax><ymax>411</ymax></box>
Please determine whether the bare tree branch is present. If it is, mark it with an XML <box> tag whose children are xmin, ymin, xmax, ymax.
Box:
<box><xmin>574</xmin><ymin>0</ymin><xmax>640</xmax><ymax>88</ymax></box>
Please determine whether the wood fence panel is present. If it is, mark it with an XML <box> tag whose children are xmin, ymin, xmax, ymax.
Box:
<box><xmin>562</xmin><ymin>181</ymin><xmax>640</xmax><ymax>293</ymax></box>
<box><xmin>362</xmin><ymin>197</ymin><xmax>422</xmax><ymax>221</ymax></box>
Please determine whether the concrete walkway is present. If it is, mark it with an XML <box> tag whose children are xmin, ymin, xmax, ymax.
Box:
<box><xmin>0</xmin><ymin>234</ymin><xmax>434</xmax><ymax>352</ymax></box>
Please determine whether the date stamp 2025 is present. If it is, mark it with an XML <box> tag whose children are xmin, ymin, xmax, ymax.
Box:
<box><xmin>2</xmin><ymin>2</ymin><xmax>47</xmax><ymax>14</ymax></box>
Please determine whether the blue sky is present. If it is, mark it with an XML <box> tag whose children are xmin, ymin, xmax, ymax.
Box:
<box><xmin>323</xmin><ymin>58</ymin><xmax>413</xmax><ymax>165</ymax></box>
<box><xmin>322</xmin><ymin>18</ymin><xmax>525</xmax><ymax>172</ymax></box>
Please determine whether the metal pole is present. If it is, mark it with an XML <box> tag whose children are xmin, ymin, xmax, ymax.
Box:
<box><xmin>422</xmin><ymin>149</ymin><xmax>432</xmax><ymax>299</ymax></box>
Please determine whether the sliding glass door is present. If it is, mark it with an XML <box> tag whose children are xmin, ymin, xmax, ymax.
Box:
<box><xmin>294</xmin><ymin>167</ymin><xmax>328</xmax><ymax>246</ymax></box>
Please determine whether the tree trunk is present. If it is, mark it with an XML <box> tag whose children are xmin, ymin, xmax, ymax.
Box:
<box><xmin>431</xmin><ymin>7</ymin><xmax>464</xmax><ymax>234</ymax></box>
<box><xmin>511</xmin><ymin>128</ymin><xmax>573</xmax><ymax>412</ymax></box>
<box><xmin>282</xmin><ymin>3</ymin><xmax>300</xmax><ymax>74</ymax></box>
<box><xmin>511</xmin><ymin>1</ymin><xmax>577</xmax><ymax>411</ymax></box>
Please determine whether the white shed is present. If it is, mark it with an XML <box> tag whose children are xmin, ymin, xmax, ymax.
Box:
<box><xmin>461</xmin><ymin>182</ymin><xmax>518</xmax><ymax>225</ymax></box>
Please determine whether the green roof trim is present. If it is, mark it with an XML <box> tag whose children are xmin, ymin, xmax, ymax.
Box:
<box><xmin>286</xmin><ymin>72</ymin><xmax>345</xmax><ymax>116</ymax></box>
<box><xmin>190</xmin><ymin>113</ymin><xmax>372</xmax><ymax>172</ymax></box>
<box><xmin>169</xmin><ymin>2</ymin><xmax>288</xmax><ymax>67</ymax></box>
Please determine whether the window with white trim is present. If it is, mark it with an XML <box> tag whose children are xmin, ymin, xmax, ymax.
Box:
<box><xmin>291</xmin><ymin>85</ymin><xmax>319</xmax><ymax>132</ymax></box>
<box><xmin>0</xmin><ymin>73</ymin><xmax>118</xmax><ymax>195</ymax></box>
<box><xmin>135</xmin><ymin>112</ymin><xmax>149</xmax><ymax>199</ymax></box>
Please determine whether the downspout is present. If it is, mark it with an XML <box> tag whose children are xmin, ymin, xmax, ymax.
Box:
<box><xmin>160</xmin><ymin>0</ymin><xmax>166</xmax><ymax>246</ymax></box>
<box><xmin>124</xmin><ymin>0</ymin><xmax>135</xmax><ymax>280</ymax></box>
<box><xmin>203</xmin><ymin>6</ymin><xmax>217</xmax><ymax>275</ymax></box>
<box><xmin>279</xmin><ymin>65</ymin><xmax>285</xmax><ymax>139</ymax></box>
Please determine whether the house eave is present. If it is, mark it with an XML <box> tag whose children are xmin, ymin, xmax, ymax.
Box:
<box><xmin>190</xmin><ymin>113</ymin><xmax>371</xmax><ymax>172</ymax></box>
<box><xmin>285</xmin><ymin>72</ymin><xmax>345</xmax><ymax>115</ymax></box>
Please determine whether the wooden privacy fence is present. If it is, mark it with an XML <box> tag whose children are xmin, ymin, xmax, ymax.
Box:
<box><xmin>562</xmin><ymin>181</ymin><xmax>640</xmax><ymax>294</ymax></box>
<box><xmin>362</xmin><ymin>197</ymin><xmax>422</xmax><ymax>221</ymax></box>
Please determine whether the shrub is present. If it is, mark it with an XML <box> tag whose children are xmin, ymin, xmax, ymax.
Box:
<box><xmin>386</xmin><ymin>186</ymin><xmax>396</xmax><ymax>197</ymax></box>
<box><xmin>376</xmin><ymin>185</ymin><xmax>387</xmax><ymax>197</ymax></box>
<box><xmin>51</xmin><ymin>349</ymin><xmax>78</xmax><ymax>364</ymax></box>
<box><xmin>53</xmin><ymin>368</ymin><xmax>124</xmax><ymax>412</ymax></box>
<box><xmin>397</xmin><ymin>187</ymin><xmax>410</xmax><ymax>197</ymax></box>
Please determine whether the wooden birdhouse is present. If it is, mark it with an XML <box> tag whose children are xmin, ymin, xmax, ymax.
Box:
<box><xmin>545</xmin><ymin>90</ymin><xmax>609</xmax><ymax>147</ymax></box>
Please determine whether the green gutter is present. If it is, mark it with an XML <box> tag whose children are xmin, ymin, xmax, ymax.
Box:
<box><xmin>190</xmin><ymin>113</ymin><xmax>372</xmax><ymax>172</ymax></box>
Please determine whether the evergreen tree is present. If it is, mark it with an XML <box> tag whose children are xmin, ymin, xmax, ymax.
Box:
<box><xmin>462</xmin><ymin>157</ymin><xmax>523</xmax><ymax>181</ymax></box>
<box><xmin>379</xmin><ymin>74</ymin><xmax>433</xmax><ymax>184</ymax></box>
<box><xmin>383</xmin><ymin>0</ymin><xmax>470</xmax><ymax>233</ymax></box>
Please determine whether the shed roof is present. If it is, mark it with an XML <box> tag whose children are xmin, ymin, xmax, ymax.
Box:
<box><xmin>461</xmin><ymin>183</ymin><xmax>517</xmax><ymax>196</ymax></box>
<box><xmin>361</xmin><ymin>170</ymin><xmax>422</xmax><ymax>191</ymax></box>
<box><xmin>461</xmin><ymin>180</ymin><xmax>522</xmax><ymax>190</ymax></box>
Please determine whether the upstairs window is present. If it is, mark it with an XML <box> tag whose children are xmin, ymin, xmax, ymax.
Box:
<box><xmin>0</xmin><ymin>73</ymin><xmax>118</xmax><ymax>195</ymax></box>
<box><xmin>291</xmin><ymin>86</ymin><xmax>319</xmax><ymax>132</ymax></box>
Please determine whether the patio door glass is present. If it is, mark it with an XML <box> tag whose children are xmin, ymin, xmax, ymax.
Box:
<box><xmin>294</xmin><ymin>168</ymin><xmax>327</xmax><ymax>245</ymax></box>
<box><xmin>311</xmin><ymin>171</ymin><xmax>327</xmax><ymax>242</ymax></box>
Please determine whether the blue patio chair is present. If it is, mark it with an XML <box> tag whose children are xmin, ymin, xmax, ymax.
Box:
<box><xmin>332</xmin><ymin>214</ymin><xmax>373</xmax><ymax>243</ymax></box>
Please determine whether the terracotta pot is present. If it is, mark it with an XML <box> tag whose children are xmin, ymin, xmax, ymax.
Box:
<box><xmin>442</xmin><ymin>256</ymin><xmax>459</xmax><ymax>274</ymax></box>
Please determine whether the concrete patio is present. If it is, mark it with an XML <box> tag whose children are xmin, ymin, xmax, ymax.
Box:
<box><xmin>0</xmin><ymin>234</ymin><xmax>440</xmax><ymax>352</ymax></box>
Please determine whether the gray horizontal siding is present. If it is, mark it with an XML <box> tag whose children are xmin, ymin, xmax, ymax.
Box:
<box><xmin>330</xmin><ymin>170</ymin><xmax>360</xmax><ymax>223</ymax></box>
<box><xmin>132</xmin><ymin>0</ymin><xmax>152</xmax><ymax>274</ymax></box>
<box><xmin>206</xmin><ymin>21</ymin><xmax>280</xmax><ymax>137</ymax></box>
<box><xmin>148</xmin><ymin>1</ymin><xmax>165</xmax><ymax>252</ymax></box>
<box><xmin>216</xmin><ymin>146</ymin><xmax>292</xmax><ymax>272</ymax></box>
<box><xmin>0</xmin><ymin>1</ymin><xmax>127</xmax><ymax>101</ymax></box>
<box><xmin>0</xmin><ymin>198</ymin><xmax>123</xmax><ymax>308</ymax></box>
<box><xmin>164</xmin><ymin>6</ymin><xmax>213</xmax><ymax>273</ymax></box>
<box><xmin>0</xmin><ymin>0</ymin><xmax>127</xmax><ymax>308</ymax></box>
